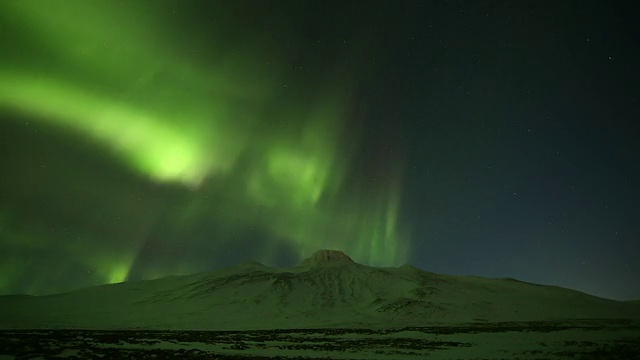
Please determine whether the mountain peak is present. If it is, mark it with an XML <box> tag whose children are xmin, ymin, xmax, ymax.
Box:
<box><xmin>300</xmin><ymin>249</ymin><xmax>355</xmax><ymax>267</ymax></box>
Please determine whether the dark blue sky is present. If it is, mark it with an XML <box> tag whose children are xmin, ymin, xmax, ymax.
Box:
<box><xmin>376</xmin><ymin>1</ymin><xmax>639</xmax><ymax>299</ymax></box>
<box><xmin>1</xmin><ymin>1</ymin><xmax>638</xmax><ymax>300</ymax></box>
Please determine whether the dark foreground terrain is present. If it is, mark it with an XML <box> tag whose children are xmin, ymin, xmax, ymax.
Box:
<box><xmin>0</xmin><ymin>320</ymin><xmax>638</xmax><ymax>359</ymax></box>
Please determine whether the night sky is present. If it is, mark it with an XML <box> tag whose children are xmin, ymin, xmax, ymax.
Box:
<box><xmin>1</xmin><ymin>1</ymin><xmax>638</xmax><ymax>300</ymax></box>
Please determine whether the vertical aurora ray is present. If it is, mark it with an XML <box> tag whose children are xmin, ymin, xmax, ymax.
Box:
<box><xmin>0</xmin><ymin>1</ymin><xmax>411</xmax><ymax>294</ymax></box>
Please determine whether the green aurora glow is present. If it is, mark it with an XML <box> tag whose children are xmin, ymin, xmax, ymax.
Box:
<box><xmin>0</xmin><ymin>1</ymin><xmax>409</xmax><ymax>294</ymax></box>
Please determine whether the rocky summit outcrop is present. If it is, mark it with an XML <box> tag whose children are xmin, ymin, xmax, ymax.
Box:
<box><xmin>299</xmin><ymin>249</ymin><xmax>355</xmax><ymax>267</ymax></box>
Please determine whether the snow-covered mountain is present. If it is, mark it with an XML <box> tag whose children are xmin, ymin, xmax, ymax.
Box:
<box><xmin>1</xmin><ymin>250</ymin><xmax>638</xmax><ymax>330</ymax></box>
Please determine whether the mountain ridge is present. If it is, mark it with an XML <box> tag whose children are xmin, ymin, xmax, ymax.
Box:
<box><xmin>1</xmin><ymin>249</ymin><xmax>639</xmax><ymax>330</ymax></box>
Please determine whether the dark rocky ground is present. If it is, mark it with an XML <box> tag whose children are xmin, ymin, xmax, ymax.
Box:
<box><xmin>0</xmin><ymin>320</ymin><xmax>638</xmax><ymax>359</ymax></box>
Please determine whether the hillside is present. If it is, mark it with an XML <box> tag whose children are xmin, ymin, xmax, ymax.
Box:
<box><xmin>1</xmin><ymin>250</ymin><xmax>638</xmax><ymax>330</ymax></box>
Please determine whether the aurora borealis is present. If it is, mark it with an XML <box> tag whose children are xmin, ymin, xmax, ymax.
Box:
<box><xmin>1</xmin><ymin>1</ymin><xmax>639</xmax><ymax>300</ymax></box>
<box><xmin>0</xmin><ymin>0</ymin><xmax>409</xmax><ymax>293</ymax></box>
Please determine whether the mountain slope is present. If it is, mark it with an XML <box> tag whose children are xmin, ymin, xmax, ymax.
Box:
<box><xmin>1</xmin><ymin>250</ymin><xmax>638</xmax><ymax>330</ymax></box>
